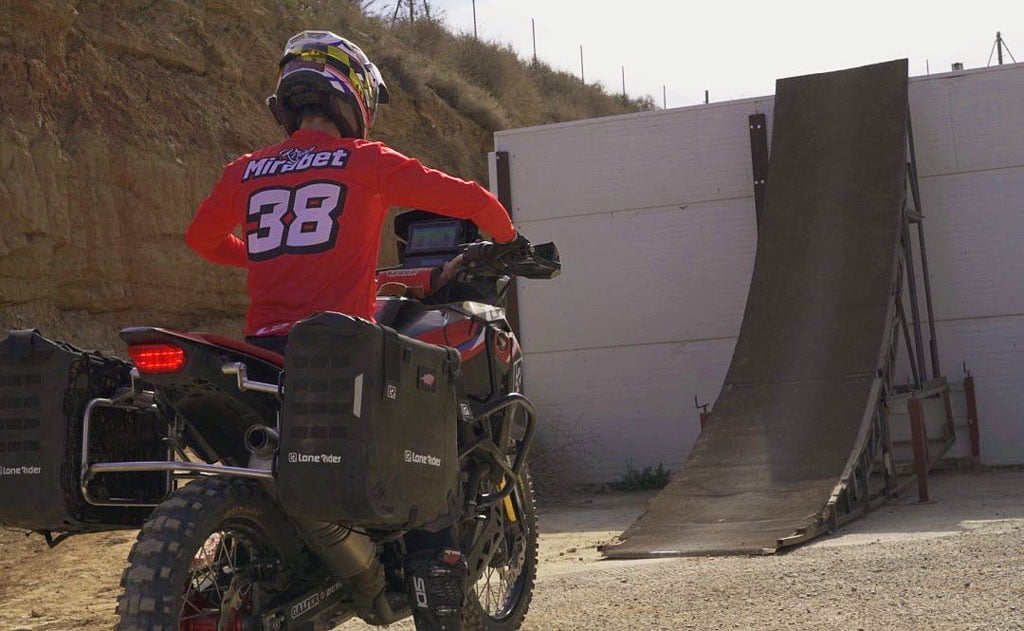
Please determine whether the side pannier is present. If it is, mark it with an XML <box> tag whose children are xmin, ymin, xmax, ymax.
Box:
<box><xmin>0</xmin><ymin>330</ymin><xmax>167</xmax><ymax>535</ymax></box>
<box><xmin>278</xmin><ymin>313</ymin><xmax>462</xmax><ymax>530</ymax></box>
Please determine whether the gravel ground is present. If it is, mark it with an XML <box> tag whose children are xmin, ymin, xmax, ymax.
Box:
<box><xmin>522</xmin><ymin>469</ymin><xmax>1024</xmax><ymax>631</ymax></box>
<box><xmin>2</xmin><ymin>469</ymin><xmax>1023</xmax><ymax>630</ymax></box>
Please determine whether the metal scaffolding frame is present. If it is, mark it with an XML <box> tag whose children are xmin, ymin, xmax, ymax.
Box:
<box><xmin>778</xmin><ymin>110</ymin><xmax>956</xmax><ymax>548</ymax></box>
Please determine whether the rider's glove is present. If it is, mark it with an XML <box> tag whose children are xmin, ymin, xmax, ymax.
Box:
<box><xmin>465</xmin><ymin>233</ymin><xmax>532</xmax><ymax>269</ymax></box>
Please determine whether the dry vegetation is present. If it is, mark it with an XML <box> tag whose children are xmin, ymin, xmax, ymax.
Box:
<box><xmin>300</xmin><ymin>3</ymin><xmax>655</xmax><ymax>176</ymax></box>
<box><xmin>0</xmin><ymin>0</ymin><xmax>651</xmax><ymax>347</ymax></box>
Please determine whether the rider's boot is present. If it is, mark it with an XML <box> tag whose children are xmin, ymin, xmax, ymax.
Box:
<box><xmin>405</xmin><ymin>547</ymin><xmax>468</xmax><ymax>631</ymax></box>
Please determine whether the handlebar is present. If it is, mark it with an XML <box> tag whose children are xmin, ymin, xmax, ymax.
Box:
<box><xmin>459</xmin><ymin>239</ymin><xmax>561</xmax><ymax>280</ymax></box>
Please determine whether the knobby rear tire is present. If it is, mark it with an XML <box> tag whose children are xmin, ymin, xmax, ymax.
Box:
<box><xmin>115</xmin><ymin>477</ymin><xmax>307</xmax><ymax>631</ymax></box>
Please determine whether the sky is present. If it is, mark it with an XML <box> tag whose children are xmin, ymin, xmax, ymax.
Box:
<box><xmin>423</xmin><ymin>0</ymin><xmax>1024</xmax><ymax>109</ymax></box>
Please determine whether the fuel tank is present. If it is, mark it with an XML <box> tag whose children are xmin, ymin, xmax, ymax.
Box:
<box><xmin>373</xmin><ymin>299</ymin><xmax>521</xmax><ymax>401</ymax></box>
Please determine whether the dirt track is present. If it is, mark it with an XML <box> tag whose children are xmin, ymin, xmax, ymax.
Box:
<box><xmin>2</xmin><ymin>470</ymin><xmax>1023</xmax><ymax>630</ymax></box>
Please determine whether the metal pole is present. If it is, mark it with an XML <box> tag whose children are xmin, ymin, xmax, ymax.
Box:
<box><xmin>579</xmin><ymin>44</ymin><xmax>584</xmax><ymax>83</ymax></box>
<box><xmin>906</xmin><ymin>117</ymin><xmax>941</xmax><ymax>378</ymax></box>
<box><xmin>908</xmin><ymin>397</ymin><xmax>930</xmax><ymax>502</ymax></box>
<box><xmin>531</xmin><ymin>18</ymin><xmax>536</xmax><ymax>63</ymax></box>
<box><xmin>901</xmin><ymin>229</ymin><xmax>929</xmax><ymax>382</ymax></box>
<box><xmin>621</xmin><ymin>65</ymin><xmax>626</xmax><ymax>97</ymax></box>
<box><xmin>997</xmin><ymin>31</ymin><xmax>1004</xmax><ymax>65</ymax></box>
<box><xmin>663</xmin><ymin>85</ymin><xmax>667</xmax><ymax>109</ymax></box>
<box><xmin>964</xmin><ymin>368</ymin><xmax>981</xmax><ymax>458</ymax></box>
<box><xmin>695</xmin><ymin>396</ymin><xmax>710</xmax><ymax>430</ymax></box>
<box><xmin>704</xmin><ymin>89</ymin><xmax>709</xmax><ymax>104</ymax></box>
<box><xmin>472</xmin><ymin>0</ymin><xmax>477</xmax><ymax>39</ymax></box>
<box><xmin>897</xmin><ymin>299</ymin><xmax>921</xmax><ymax>387</ymax></box>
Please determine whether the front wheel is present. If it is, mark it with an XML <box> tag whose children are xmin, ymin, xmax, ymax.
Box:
<box><xmin>462</xmin><ymin>466</ymin><xmax>539</xmax><ymax>631</ymax></box>
<box><xmin>116</xmin><ymin>477</ymin><xmax>308</xmax><ymax>631</ymax></box>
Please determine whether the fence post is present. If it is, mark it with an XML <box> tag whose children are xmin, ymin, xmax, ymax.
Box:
<box><xmin>964</xmin><ymin>371</ymin><xmax>981</xmax><ymax>458</ymax></box>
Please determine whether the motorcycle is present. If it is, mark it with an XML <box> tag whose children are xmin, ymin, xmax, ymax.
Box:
<box><xmin>0</xmin><ymin>210</ymin><xmax>560</xmax><ymax>630</ymax></box>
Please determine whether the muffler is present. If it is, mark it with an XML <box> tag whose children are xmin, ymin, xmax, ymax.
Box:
<box><xmin>244</xmin><ymin>424</ymin><xmax>279</xmax><ymax>458</ymax></box>
<box><xmin>245</xmin><ymin>425</ymin><xmax>402</xmax><ymax>619</ymax></box>
<box><xmin>291</xmin><ymin>518</ymin><xmax>406</xmax><ymax>623</ymax></box>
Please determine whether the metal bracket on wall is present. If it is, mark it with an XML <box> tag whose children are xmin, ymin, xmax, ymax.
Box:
<box><xmin>748</xmin><ymin>113</ymin><xmax>769</xmax><ymax>228</ymax></box>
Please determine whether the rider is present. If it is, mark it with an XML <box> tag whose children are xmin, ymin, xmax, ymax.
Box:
<box><xmin>185</xmin><ymin>30</ymin><xmax>527</xmax><ymax>631</ymax></box>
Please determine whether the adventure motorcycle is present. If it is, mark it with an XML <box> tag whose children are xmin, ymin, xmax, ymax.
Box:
<box><xmin>0</xmin><ymin>210</ymin><xmax>560</xmax><ymax>630</ymax></box>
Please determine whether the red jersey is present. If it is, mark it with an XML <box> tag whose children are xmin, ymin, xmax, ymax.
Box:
<box><xmin>185</xmin><ymin>130</ymin><xmax>515</xmax><ymax>336</ymax></box>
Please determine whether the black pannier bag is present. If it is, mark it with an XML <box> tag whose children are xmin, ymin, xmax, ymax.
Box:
<box><xmin>0</xmin><ymin>330</ymin><xmax>167</xmax><ymax>534</ymax></box>
<box><xmin>279</xmin><ymin>312</ymin><xmax>461</xmax><ymax>530</ymax></box>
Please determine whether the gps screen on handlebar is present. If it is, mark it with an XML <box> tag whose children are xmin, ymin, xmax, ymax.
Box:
<box><xmin>405</xmin><ymin>219</ymin><xmax>463</xmax><ymax>254</ymax></box>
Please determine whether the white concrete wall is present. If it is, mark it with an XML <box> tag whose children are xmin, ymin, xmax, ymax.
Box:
<box><xmin>493</xmin><ymin>62</ymin><xmax>1024</xmax><ymax>482</ymax></box>
<box><xmin>901</xmin><ymin>64</ymin><xmax>1024</xmax><ymax>463</ymax></box>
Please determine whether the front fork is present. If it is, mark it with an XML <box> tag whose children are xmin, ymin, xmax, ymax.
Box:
<box><xmin>458</xmin><ymin>393</ymin><xmax>536</xmax><ymax>581</ymax></box>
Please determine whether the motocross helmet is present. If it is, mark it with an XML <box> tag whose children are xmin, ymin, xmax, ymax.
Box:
<box><xmin>266</xmin><ymin>30</ymin><xmax>390</xmax><ymax>138</ymax></box>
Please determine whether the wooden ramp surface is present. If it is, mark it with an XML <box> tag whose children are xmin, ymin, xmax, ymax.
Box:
<box><xmin>604</xmin><ymin>60</ymin><xmax>909</xmax><ymax>558</ymax></box>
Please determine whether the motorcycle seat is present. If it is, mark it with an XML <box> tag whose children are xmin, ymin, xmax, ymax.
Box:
<box><xmin>191</xmin><ymin>333</ymin><xmax>284</xmax><ymax>368</ymax></box>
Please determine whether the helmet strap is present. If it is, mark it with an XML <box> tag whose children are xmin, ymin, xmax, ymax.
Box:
<box><xmin>267</xmin><ymin>94</ymin><xmax>303</xmax><ymax>134</ymax></box>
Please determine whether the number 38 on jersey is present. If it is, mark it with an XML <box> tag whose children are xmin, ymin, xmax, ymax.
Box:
<box><xmin>245</xmin><ymin>181</ymin><xmax>346</xmax><ymax>261</ymax></box>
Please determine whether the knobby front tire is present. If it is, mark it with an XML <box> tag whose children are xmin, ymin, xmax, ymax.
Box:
<box><xmin>462</xmin><ymin>466</ymin><xmax>539</xmax><ymax>631</ymax></box>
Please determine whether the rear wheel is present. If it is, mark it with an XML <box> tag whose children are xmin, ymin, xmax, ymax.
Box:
<box><xmin>462</xmin><ymin>467</ymin><xmax>538</xmax><ymax>630</ymax></box>
<box><xmin>116</xmin><ymin>477</ymin><xmax>307</xmax><ymax>631</ymax></box>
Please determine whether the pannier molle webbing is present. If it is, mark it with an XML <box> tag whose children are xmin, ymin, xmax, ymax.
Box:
<box><xmin>0</xmin><ymin>330</ymin><xmax>165</xmax><ymax>533</ymax></box>
<box><xmin>278</xmin><ymin>312</ymin><xmax>461</xmax><ymax>530</ymax></box>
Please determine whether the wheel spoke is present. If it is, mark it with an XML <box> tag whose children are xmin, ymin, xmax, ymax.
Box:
<box><xmin>180</xmin><ymin>599</ymin><xmax>208</xmax><ymax>619</ymax></box>
<box><xmin>119</xmin><ymin>480</ymin><xmax>288</xmax><ymax>631</ymax></box>
<box><xmin>466</xmin><ymin>471</ymin><xmax>536</xmax><ymax>624</ymax></box>
<box><xmin>179</xmin><ymin>610</ymin><xmax>217</xmax><ymax>622</ymax></box>
<box><xmin>181</xmin><ymin>529</ymin><xmax>254</xmax><ymax>622</ymax></box>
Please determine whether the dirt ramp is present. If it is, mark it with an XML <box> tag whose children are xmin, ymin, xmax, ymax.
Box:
<box><xmin>605</xmin><ymin>59</ymin><xmax>909</xmax><ymax>558</ymax></box>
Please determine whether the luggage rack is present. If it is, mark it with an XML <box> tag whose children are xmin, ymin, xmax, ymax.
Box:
<box><xmin>80</xmin><ymin>357</ymin><xmax>540</xmax><ymax>512</ymax></box>
<box><xmin>79</xmin><ymin>365</ymin><xmax>278</xmax><ymax>508</ymax></box>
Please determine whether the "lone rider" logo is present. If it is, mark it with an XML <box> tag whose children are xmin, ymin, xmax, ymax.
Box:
<box><xmin>0</xmin><ymin>465</ymin><xmax>42</xmax><ymax>476</ymax></box>
<box><xmin>287</xmin><ymin>452</ymin><xmax>341</xmax><ymax>465</ymax></box>
<box><xmin>403</xmin><ymin>450</ymin><xmax>442</xmax><ymax>467</ymax></box>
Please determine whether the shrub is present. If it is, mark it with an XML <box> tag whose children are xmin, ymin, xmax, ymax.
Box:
<box><xmin>610</xmin><ymin>459</ymin><xmax>671</xmax><ymax>491</ymax></box>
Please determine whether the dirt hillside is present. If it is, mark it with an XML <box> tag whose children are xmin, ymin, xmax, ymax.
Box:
<box><xmin>0</xmin><ymin>0</ymin><xmax>644</xmax><ymax>350</ymax></box>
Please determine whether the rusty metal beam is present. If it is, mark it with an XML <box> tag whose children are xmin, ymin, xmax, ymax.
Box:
<box><xmin>908</xmin><ymin>397</ymin><xmax>930</xmax><ymax>502</ymax></box>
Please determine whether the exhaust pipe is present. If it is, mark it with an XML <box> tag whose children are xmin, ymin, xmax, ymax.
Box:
<box><xmin>252</xmin><ymin>426</ymin><xmax>406</xmax><ymax>622</ymax></box>
<box><xmin>291</xmin><ymin>519</ymin><xmax>406</xmax><ymax>624</ymax></box>
<box><xmin>244</xmin><ymin>424</ymin><xmax>279</xmax><ymax>458</ymax></box>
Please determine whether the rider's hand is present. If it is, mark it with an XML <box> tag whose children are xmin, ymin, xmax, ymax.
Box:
<box><xmin>465</xmin><ymin>233</ymin><xmax>532</xmax><ymax>269</ymax></box>
<box><xmin>499</xmin><ymin>233</ymin><xmax>533</xmax><ymax>256</ymax></box>
<box><xmin>436</xmin><ymin>254</ymin><xmax>464</xmax><ymax>288</ymax></box>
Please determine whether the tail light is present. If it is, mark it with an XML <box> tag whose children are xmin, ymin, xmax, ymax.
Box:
<box><xmin>128</xmin><ymin>344</ymin><xmax>186</xmax><ymax>374</ymax></box>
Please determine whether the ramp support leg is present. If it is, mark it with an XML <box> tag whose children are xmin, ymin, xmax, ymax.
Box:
<box><xmin>908</xmin><ymin>397</ymin><xmax>930</xmax><ymax>502</ymax></box>
<box><xmin>906</xmin><ymin>113</ymin><xmax>942</xmax><ymax>379</ymax></box>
